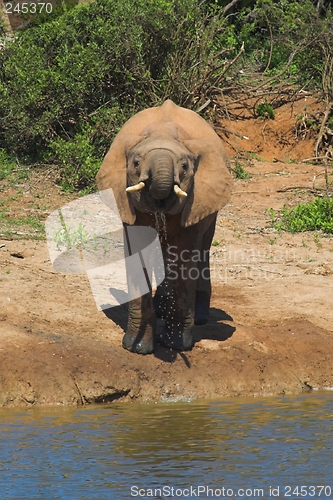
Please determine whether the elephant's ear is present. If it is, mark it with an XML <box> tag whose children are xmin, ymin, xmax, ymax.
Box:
<box><xmin>96</xmin><ymin>134</ymin><xmax>143</xmax><ymax>224</ymax></box>
<box><xmin>181</xmin><ymin>139</ymin><xmax>232</xmax><ymax>227</ymax></box>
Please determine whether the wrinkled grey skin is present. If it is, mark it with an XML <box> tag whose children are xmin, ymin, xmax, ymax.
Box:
<box><xmin>97</xmin><ymin>100</ymin><xmax>232</xmax><ymax>354</ymax></box>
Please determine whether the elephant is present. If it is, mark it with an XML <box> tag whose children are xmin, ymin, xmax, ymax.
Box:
<box><xmin>96</xmin><ymin>100</ymin><xmax>232</xmax><ymax>354</ymax></box>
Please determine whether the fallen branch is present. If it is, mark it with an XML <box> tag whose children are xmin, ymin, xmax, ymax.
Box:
<box><xmin>302</xmin><ymin>156</ymin><xmax>328</xmax><ymax>162</ymax></box>
<box><xmin>215</xmin><ymin>126</ymin><xmax>249</xmax><ymax>140</ymax></box>
<box><xmin>74</xmin><ymin>380</ymin><xmax>85</xmax><ymax>405</ymax></box>
<box><xmin>233</xmin><ymin>264</ymin><xmax>283</xmax><ymax>276</ymax></box>
<box><xmin>276</xmin><ymin>186</ymin><xmax>333</xmax><ymax>196</ymax></box>
<box><xmin>276</xmin><ymin>186</ymin><xmax>315</xmax><ymax>193</ymax></box>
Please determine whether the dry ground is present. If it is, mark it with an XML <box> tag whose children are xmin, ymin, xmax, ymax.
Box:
<box><xmin>1</xmin><ymin>94</ymin><xmax>333</xmax><ymax>406</ymax></box>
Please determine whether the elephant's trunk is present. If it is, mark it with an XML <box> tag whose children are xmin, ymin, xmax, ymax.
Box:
<box><xmin>147</xmin><ymin>151</ymin><xmax>174</xmax><ymax>200</ymax></box>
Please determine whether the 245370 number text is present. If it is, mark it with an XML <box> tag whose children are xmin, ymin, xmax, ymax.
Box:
<box><xmin>5</xmin><ymin>3</ymin><xmax>53</xmax><ymax>14</ymax></box>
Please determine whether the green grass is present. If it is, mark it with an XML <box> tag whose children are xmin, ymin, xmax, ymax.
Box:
<box><xmin>0</xmin><ymin>149</ymin><xmax>45</xmax><ymax>239</ymax></box>
<box><xmin>0</xmin><ymin>149</ymin><xmax>17</xmax><ymax>180</ymax></box>
<box><xmin>0</xmin><ymin>149</ymin><xmax>30</xmax><ymax>185</ymax></box>
<box><xmin>0</xmin><ymin>209</ymin><xmax>45</xmax><ymax>239</ymax></box>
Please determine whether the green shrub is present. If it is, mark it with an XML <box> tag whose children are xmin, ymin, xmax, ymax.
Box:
<box><xmin>49</xmin><ymin>132</ymin><xmax>100</xmax><ymax>191</ymax></box>
<box><xmin>0</xmin><ymin>0</ymin><xmax>163</xmax><ymax>155</ymax></box>
<box><xmin>269</xmin><ymin>198</ymin><xmax>333</xmax><ymax>234</ymax></box>
<box><xmin>232</xmin><ymin>162</ymin><xmax>252</xmax><ymax>179</ymax></box>
<box><xmin>0</xmin><ymin>16</ymin><xmax>6</xmax><ymax>37</ymax></box>
<box><xmin>255</xmin><ymin>101</ymin><xmax>275</xmax><ymax>119</ymax></box>
<box><xmin>238</xmin><ymin>0</ymin><xmax>333</xmax><ymax>84</ymax></box>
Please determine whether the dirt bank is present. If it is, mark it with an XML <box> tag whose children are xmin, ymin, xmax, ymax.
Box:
<box><xmin>1</xmin><ymin>96</ymin><xmax>332</xmax><ymax>406</ymax></box>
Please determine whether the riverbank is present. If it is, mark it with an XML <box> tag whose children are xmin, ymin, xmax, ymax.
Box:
<box><xmin>1</xmin><ymin>96</ymin><xmax>333</xmax><ymax>406</ymax></box>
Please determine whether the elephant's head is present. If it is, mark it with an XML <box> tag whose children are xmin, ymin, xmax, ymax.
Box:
<box><xmin>125</xmin><ymin>134</ymin><xmax>195</xmax><ymax>216</ymax></box>
<box><xmin>97</xmin><ymin>100</ymin><xmax>232</xmax><ymax>227</ymax></box>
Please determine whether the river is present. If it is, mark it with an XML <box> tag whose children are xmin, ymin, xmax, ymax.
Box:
<box><xmin>0</xmin><ymin>392</ymin><xmax>332</xmax><ymax>499</ymax></box>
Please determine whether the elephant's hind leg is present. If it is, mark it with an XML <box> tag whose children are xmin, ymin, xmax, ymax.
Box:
<box><xmin>194</xmin><ymin>215</ymin><xmax>216</xmax><ymax>325</ymax></box>
<box><xmin>194</xmin><ymin>290</ymin><xmax>210</xmax><ymax>325</ymax></box>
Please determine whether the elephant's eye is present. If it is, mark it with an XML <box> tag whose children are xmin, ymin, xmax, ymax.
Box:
<box><xmin>181</xmin><ymin>160</ymin><xmax>188</xmax><ymax>173</ymax></box>
<box><xmin>133</xmin><ymin>159</ymin><xmax>140</xmax><ymax>168</ymax></box>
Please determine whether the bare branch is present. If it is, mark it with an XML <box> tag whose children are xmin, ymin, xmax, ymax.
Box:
<box><xmin>314</xmin><ymin>45</ymin><xmax>333</xmax><ymax>158</ymax></box>
<box><xmin>196</xmin><ymin>99</ymin><xmax>211</xmax><ymax>113</ymax></box>
<box><xmin>212</xmin><ymin>42</ymin><xmax>245</xmax><ymax>88</ymax></box>
<box><xmin>252</xmin><ymin>38</ymin><xmax>319</xmax><ymax>93</ymax></box>
<box><xmin>315</xmin><ymin>102</ymin><xmax>333</xmax><ymax>158</ymax></box>
<box><xmin>262</xmin><ymin>11</ymin><xmax>273</xmax><ymax>74</ymax></box>
<box><xmin>216</xmin><ymin>126</ymin><xmax>249</xmax><ymax>140</ymax></box>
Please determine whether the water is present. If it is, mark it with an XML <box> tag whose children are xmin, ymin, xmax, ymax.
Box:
<box><xmin>0</xmin><ymin>393</ymin><xmax>332</xmax><ymax>499</ymax></box>
<box><xmin>153</xmin><ymin>211</ymin><xmax>167</xmax><ymax>242</ymax></box>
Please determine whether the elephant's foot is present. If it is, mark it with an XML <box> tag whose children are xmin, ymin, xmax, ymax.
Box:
<box><xmin>124</xmin><ymin>295</ymin><xmax>156</xmax><ymax>354</ymax></box>
<box><xmin>194</xmin><ymin>290</ymin><xmax>210</xmax><ymax>325</ymax></box>
<box><xmin>157</xmin><ymin>324</ymin><xmax>194</xmax><ymax>351</ymax></box>
<box><xmin>122</xmin><ymin>327</ymin><xmax>154</xmax><ymax>355</ymax></box>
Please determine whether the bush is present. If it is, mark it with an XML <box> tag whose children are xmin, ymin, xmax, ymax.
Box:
<box><xmin>0</xmin><ymin>0</ymin><xmax>167</xmax><ymax>155</ymax></box>
<box><xmin>238</xmin><ymin>0</ymin><xmax>333</xmax><ymax>82</ymax></box>
<box><xmin>269</xmin><ymin>198</ymin><xmax>333</xmax><ymax>234</ymax></box>
<box><xmin>255</xmin><ymin>101</ymin><xmax>275</xmax><ymax>119</ymax></box>
<box><xmin>0</xmin><ymin>0</ymin><xmax>333</xmax><ymax>190</ymax></box>
<box><xmin>0</xmin><ymin>0</ymin><xmax>236</xmax><ymax>190</ymax></box>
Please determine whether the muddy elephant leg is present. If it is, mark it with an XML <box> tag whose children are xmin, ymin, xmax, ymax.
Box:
<box><xmin>194</xmin><ymin>214</ymin><xmax>217</xmax><ymax>325</ymax></box>
<box><xmin>123</xmin><ymin>293</ymin><xmax>156</xmax><ymax>354</ymax></box>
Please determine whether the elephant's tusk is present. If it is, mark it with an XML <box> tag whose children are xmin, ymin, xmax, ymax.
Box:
<box><xmin>174</xmin><ymin>185</ymin><xmax>187</xmax><ymax>198</ymax></box>
<box><xmin>126</xmin><ymin>181</ymin><xmax>145</xmax><ymax>193</ymax></box>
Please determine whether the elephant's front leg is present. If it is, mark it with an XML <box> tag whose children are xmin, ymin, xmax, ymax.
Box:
<box><xmin>123</xmin><ymin>293</ymin><xmax>156</xmax><ymax>354</ymax></box>
<box><xmin>157</xmin><ymin>258</ymin><xmax>196</xmax><ymax>351</ymax></box>
<box><xmin>121</xmin><ymin>224</ymin><xmax>156</xmax><ymax>354</ymax></box>
<box><xmin>157</xmin><ymin>238</ymin><xmax>197</xmax><ymax>351</ymax></box>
